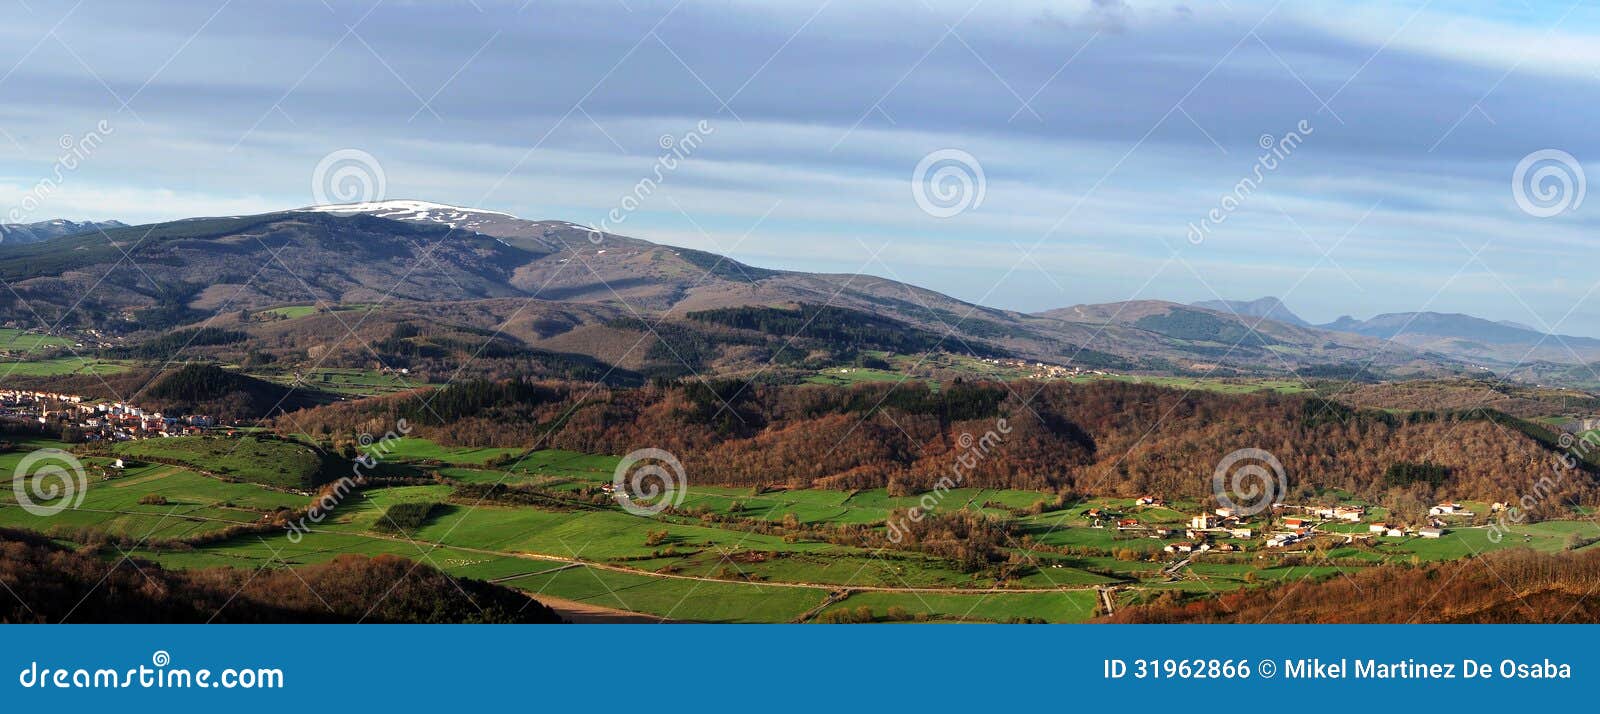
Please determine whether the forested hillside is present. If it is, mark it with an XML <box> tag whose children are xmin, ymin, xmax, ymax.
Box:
<box><xmin>1103</xmin><ymin>548</ymin><xmax>1600</xmax><ymax>623</ymax></box>
<box><xmin>277</xmin><ymin>379</ymin><xmax>1600</xmax><ymax>519</ymax></box>
<box><xmin>0</xmin><ymin>528</ymin><xmax>561</xmax><ymax>624</ymax></box>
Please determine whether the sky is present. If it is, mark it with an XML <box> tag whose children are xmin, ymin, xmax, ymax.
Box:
<box><xmin>2</xmin><ymin>0</ymin><xmax>1599</xmax><ymax>334</ymax></box>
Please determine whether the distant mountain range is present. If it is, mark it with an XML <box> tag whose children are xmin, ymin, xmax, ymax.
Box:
<box><xmin>0</xmin><ymin>219</ymin><xmax>125</xmax><ymax>244</ymax></box>
<box><xmin>1191</xmin><ymin>297</ymin><xmax>1311</xmax><ymax>328</ymax></box>
<box><xmin>2</xmin><ymin>200</ymin><xmax>1594</xmax><ymax>388</ymax></box>
<box><xmin>1190</xmin><ymin>296</ymin><xmax>1600</xmax><ymax>371</ymax></box>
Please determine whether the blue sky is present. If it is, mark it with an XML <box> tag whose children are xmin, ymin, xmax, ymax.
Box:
<box><xmin>3</xmin><ymin>0</ymin><xmax>1599</xmax><ymax>334</ymax></box>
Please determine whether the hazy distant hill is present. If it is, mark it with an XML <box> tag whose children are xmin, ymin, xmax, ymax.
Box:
<box><xmin>0</xmin><ymin>218</ymin><xmax>125</xmax><ymax>244</ymax></box>
<box><xmin>1318</xmin><ymin>311</ymin><xmax>1600</xmax><ymax>366</ymax></box>
<box><xmin>1191</xmin><ymin>296</ymin><xmax>1310</xmax><ymax>327</ymax></box>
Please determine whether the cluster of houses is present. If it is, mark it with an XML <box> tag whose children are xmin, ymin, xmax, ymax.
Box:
<box><xmin>0</xmin><ymin>389</ymin><xmax>216</xmax><ymax>441</ymax></box>
<box><xmin>975</xmin><ymin>357</ymin><xmax>1112</xmax><ymax>380</ymax></box>
<box><xmin>1092</xmin><ymin>495</ymin><xmax>1460</xmax><ymax>558</ymax></box>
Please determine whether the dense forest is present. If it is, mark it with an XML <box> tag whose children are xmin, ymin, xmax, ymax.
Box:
<box><xmin>1104</xmin><ymin>548</ymin><xmax>1600</xmax><ymax>623</ymax></box>
<box><xmin>7</xmin><ymin>364</ymin><xmax>340</xmax><ymax>422</ymax></box>
<box><xmin>0</xmin><ymin>528</ymin><xmax>561</xmax><ymax>624</ymax></box>
<box><xmin>685</xmin><ymin>303</ymin><xmax>1006</xmax><ymax>358</ymax></box>
<box><xmin>275</xmin><ymin>379</ymin><xmax>1600</xmax><ymax>520</ymax></box>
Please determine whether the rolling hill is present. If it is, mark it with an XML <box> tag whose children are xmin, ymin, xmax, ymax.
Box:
<box><xmin>1191</xmin><ymin>296</ymin><xmax>1310</xmax><ymax>327</ymax></box>
<box><xmin>1317</xmin><ymin>311</ymin><xmax>1600</xmax><ymax>366</ymax></box>
<box><xmin>0</xmin><ymin>201</ymin><xmax>1510</xmax><ymax>385</ymax></box>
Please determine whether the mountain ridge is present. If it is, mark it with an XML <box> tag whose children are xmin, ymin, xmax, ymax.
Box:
<box><xmin>0</xmin><ymin>218</ymin><xmax>126</xmax><ymax>244</ymax></box>
<box><xmin>0</xmin><ymin>202</ymin><xmax>1538</xmax><ymax>385</ymax></box>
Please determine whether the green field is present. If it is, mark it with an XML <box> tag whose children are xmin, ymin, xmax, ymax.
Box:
<box><xmin>501</xmin><ymin>565</ymin><xmax>827</xmax><ymax>623</ymax></box>
<box><xmin>0</xmin><ymin>356</ymin><xmax>131</xmax><ymax>377</ymax></box>
<box><xmin>257</xmin><ymin>368</ymin><xmax>435</xmax><ymax>397</ymax></box>
<box><xmin>805</xmin><ymin>366</ymin><xmax>906</xmax><ymax>386</ymax></box>
<box><xmin>0</xmin><ymin>327</ymin><xmax>73</xmax><ymax>354</ymax></box>
<box><xmin>1</xmin><ymin>444</ymin><xmax>310</xmax><ymax>541</ymax></box>
<box><xmin>820</xmin><ymin>590</ymin><xmax>1101</xmax><ymax>623</ymax></box>
<box><xmin>10</xmin><ymin>431</ymin><xmax>1600</xmax><ymax>623</ymax></box>
<box><xmin>365</xmin><ymin>437</ymin><xmax>528</xmax><ymax>466</ymax></box>
<box><xmin>114</xmin><ymin>435</ymin><xmax>328</xmax><ymax>489</ymax></box>
<box><xmin>258</xmin><ymin>305</ymin><xmax>322</xmax><ymax>319</ymax></box>
<box><xmin>800</xmin><ymin>351</ymin><xmax>1315</xmax><ymax>396</ymax></box>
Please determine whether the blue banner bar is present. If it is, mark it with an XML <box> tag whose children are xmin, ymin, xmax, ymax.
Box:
<box><xmin>2</xmin><ymin>625</ymin><xmax>1592</xmax><ymax>709</ymax></box>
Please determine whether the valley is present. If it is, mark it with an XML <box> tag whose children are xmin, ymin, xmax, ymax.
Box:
<box><xmin>3</xmin><ymin>203</ymin><xmax>1600</xmax><ymax>624</ymax></box>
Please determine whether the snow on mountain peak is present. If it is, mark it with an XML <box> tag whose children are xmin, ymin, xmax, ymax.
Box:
<box><xmin>302</xmin><ymin>199</ymin><xmax>517</xmax><ymax>230</ymax></box>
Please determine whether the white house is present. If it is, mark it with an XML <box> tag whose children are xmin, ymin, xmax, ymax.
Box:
<box><xmin>1333</xmin><ymin>507</ymin><xmax>1364</xmax><ymax>522</ymax></box>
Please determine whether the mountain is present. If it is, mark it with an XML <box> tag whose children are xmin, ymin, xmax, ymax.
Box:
<box><xmin>0</xmin><ymin>219</ymin><xmax>125</xmax><ymax>244</ymax></box>
<box><xmin>0</xmin><ymin>201</ymin><xmax>1472</xmax><ymax>384</ymax></box>
<box><xmin>0</xmin><ymin>209</ymin><xmax>538</xmax><ymax>329</ymax></box>
<box><xmin>1317</xmin><ymin>312</ymin><xmax>1600</xmax><ymax>366</ymax></box>
<box><xmin>1034</xmin><ymin>300</ymin><xmax>1448</xmax><ymax>379</ymax></box>
<box><xmin>1190</xmin><ymin>296</ymin><xmax>1309</xmax><ymax>327</ymax></box>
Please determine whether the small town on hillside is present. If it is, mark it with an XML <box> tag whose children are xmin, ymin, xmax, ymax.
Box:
<box><xmin>0</xmin><ymin>389</ymin><xmax>219</xmax><ymax>441</ymax></box>
<box><xmin>1085</xmin><ymin>494</ymin><xmax>1500</xmax><ymax>560</ymax></box>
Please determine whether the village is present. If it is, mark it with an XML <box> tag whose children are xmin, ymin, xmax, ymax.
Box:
<box><xmin>976</xmin><ymin>357</ymin><xmax>1111</xmax><ymax>380</ymax></box>
<box><xmin>1081</xmin><ymin>494</ymin><xmax>1498</xmax><ymax>560</ymax></box>
<box><xmin>0</xmin><ymin>388</ymin><xmax>218</xmax><ymax>442</ymax></box>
